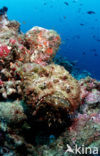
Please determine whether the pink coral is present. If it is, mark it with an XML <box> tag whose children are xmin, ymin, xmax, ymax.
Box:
<box><xmin>85</xmin><ymin>90</ymin><xmax>100</xmax><ymax>104</ymax></box>
<box><xmin>80</xmin><ymin>86</ymin><xmax>89</xmax><ymax>100</ymax></box>
<box><xmin>79</xmin><ymin>77</ymin><xmax>100</xmax><ymax>104</ymax></box>
<box><xmin>0</xmin><ymin>79</ymin><xmax>4</xmax><ymax>85</ymax></box>
<box><xmin>0</xmin><ymin>45</ymin><xmax>10</xmax><ymax>57</ymax></box>
<box><xmin>9</xmin><ymin>39</ymin><xmax>16</xmax><ymax>45</ymax></box>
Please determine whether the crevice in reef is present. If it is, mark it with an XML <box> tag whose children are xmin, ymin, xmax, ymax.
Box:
<box><xmin>20</xmin><ymin>103</ymin><xmax>73</xmax><ymax>146</ymax></box>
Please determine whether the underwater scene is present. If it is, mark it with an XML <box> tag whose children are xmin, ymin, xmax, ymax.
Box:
<box><xmin>0</xmin><ymin>0</ymin><xmax>100</xmax><ymax>155</ymax></box>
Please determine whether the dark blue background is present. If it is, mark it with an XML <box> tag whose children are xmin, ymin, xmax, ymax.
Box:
<box><xmin>0</xmin><ymin>0</ymin><xmax>100</xmax><ymax>79</ymax></box>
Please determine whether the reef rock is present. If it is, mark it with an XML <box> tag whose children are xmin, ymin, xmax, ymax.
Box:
<box><xmin>0</xmin><ymin>8</ymin><xmax>61</xmax><ymax>102</ymax></box>
<box><xmin>39</xmin><ymin>111</ymin><xmax>100</xmax><ymax>156</ymax></box>
<box><xmin>0</xmin><ymin>6</ymin><xmax>86</xmax><ymax>156</ymax></box>
<box><xmin>0</xmin><ymin>100</ymin><xmax>27</xmax><ymax>123</ymax></box>
<box><xmin>25</xmin><ymin>26</ymin><xmax>61</xmax><ymax>65</ymax></box>
<box><xmin>79</xmin><ymin>76</ymin><xmax>100</xmax><ymax>113</ymax></box>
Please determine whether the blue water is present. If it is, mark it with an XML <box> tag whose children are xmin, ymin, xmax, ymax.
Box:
<box><xmin>0</xmin><ymin>0</ymin><xmax>100</xmax><ymax>79</ymax></box>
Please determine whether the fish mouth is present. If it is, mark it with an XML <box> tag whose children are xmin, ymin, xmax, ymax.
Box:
<box><xmin>32</xmin><ymin>95</ymin><xmax>71</xmax><ymax>128</ymax></box>
<box><xmin>35</xmin><ymin>95</ymin><xmax>71</xmax><ymax>112</ymax></box>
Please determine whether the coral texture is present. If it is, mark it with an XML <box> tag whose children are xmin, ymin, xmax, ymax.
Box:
<box><xmin>0</xmin><ymin>7</ymin><xmax>80</xmax><ymax>129</ymax></box>
<box><xmin>0</xmin><ymin>101</ymin><xmax>26</xmax><ymax>123</ymax></box>
<box><xmin>0</xmin><ymin>6</ymin><xmax>100</xmax><ymax>156</ymax></box>
<box><xmin>25</xmin><ymin>26</ymin><xmax>61</xmax><ymax>65</ymax></box>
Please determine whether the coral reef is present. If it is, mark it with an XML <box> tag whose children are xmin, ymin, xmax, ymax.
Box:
<box><xmin>79</xmin><ymin>76</ymin><xmax>100</xmax><ymax>113</ymax></box>
<box><xmin>0</xmin><ymin>7</ymin><xmax>80</xmax><ymax>127</ymax></box>
<box><xmin>35</xmin><ymin>77</ymin><xmax>100</xmax><ymax>155</ymax></box>
<box><xmin>0</xmin><ymin>100</ymin><xmax>26</xmax><ymax>123</ymax></box>
<box><xmin>0</xmin><ymin>6</ymin><xmax>100</xmax><ymax>156</ymax></box>
<box><xmin>0</xmin><ymin>7</ymin><xmax>61</xmax><ymax>100</ymax></box>
<box><xmin>25</xmin><ymin>26</ymin><xmax>61</xmax><ymax>65</ymax></box>
<box><xmin>37</xmin><ymin>111</ymin><xmax>100</xmax><ymax>156</ymax></box>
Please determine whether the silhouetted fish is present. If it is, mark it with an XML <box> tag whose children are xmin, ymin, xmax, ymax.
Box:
<box><xmin>64</xmin><ymin>2</ymin><xmax>69</xmax><ymax>6</ymax></box>
<box><xmin>80</xmin><ymin>23</ymin><xmax>84</xmax><ymax>26</ymax></box>
<box><xmin>82</xmin><ymin>52</ymin><xmax>86</xmax><ymax>55</ymax></box>
<box><xmin>87</xmin><ymin>11</ymin><xmax>96</xmax><ymax>14</ymax></box>
<box><xmin>94</xmin><ymin>53</ymin><xmax>98</xmax><ymax>56</ymax></box>
<box><xmin>96</xmin><ymin>39</ymin><xmax>100</xmax><ymax>42</ymax></box>
<box><xmin>63</xmin><ymin>16</ymin><xmax>66</xmax><ymax>19</ymax></box>
<box><xmin>43</xmin><ymin>2</ymin><xmax>47</xmax><ymax>6</ymax></box>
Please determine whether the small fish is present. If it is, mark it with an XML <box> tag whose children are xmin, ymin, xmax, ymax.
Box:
<box><xmin>87</xmin><ymin>11</ymin><xmax>96</xmax><ymax>14</ymax></box>
<box><xmin>94</xmin><ymin>53</ymin><xmax>98</xmax><ymax>56</ymax></box>
<box><xmin>43</xmin><ymin>2</ymin><xmax>47</xmax><ymax>5</ymax></box>
<box><xmin>82</xmin><ymin>52</ymin><xmax>86</xmax><ymax>55</ymax></box>
<box><xmin>63</xmin><ymin>16</ymin><xmax>66</xmax><ymax>19</ymax></box>
<box><xmin>64</xmin><ymin>1</ymin><xmax>69</xmax><ymax>6</ymax></box>
<box><xmin>80</xmin><ymin>23</ymin><xmax>84</xmax><ymax>26</ymax></box>
<box><xmin>96</xmin><ymin>39</ymin><xmax>100</xmax><ymax>42</ymax></box>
